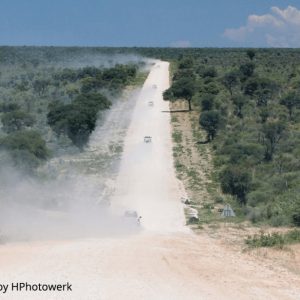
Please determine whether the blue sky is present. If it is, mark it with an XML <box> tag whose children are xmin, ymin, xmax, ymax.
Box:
<box><xmin>0</xmin><ymin>0</ymin><xmax>300</xmax><ymax>47</ymax></box>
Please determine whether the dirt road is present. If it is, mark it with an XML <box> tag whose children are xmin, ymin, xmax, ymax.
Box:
<box><xmin>111</xmin><ymin>61</ymin><xmax>187</xmax><ymax>233</ymax></box>
<box><xmin>0</xmin><ymin>62</ymin><xmax>299</xmax><ymax>300</ymax></box>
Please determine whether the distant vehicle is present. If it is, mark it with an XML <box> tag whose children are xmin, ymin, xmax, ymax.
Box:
<box><xmin>124</xmin><ymin>210</ymin><xmax>138</xmax><ymax>218</ymax></box>
<box><xmin>124</xmin><ymin>210</ymin><xmax>141</xmax><ymax>226</ymax></box>
<box><xmin>148</xmin><ymin>101</ymin><xmax>154</xmax><ymax>106</ymax></box>
<box><xmin>152</xmin><ymin>84</ymin><xmax>157</xmax><ymax>89</ymax></box>
<box><xmin>144</xmin><ymin>136</ymin><xmax>152</xmax><ymax>143</ymax></box>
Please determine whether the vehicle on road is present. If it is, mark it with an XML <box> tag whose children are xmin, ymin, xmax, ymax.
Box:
<box><xmin>144</xmin><ymin>136</ymin><xmax>152</xmax><ymax>143</ymax></box>
<box><xmin>124</xmin><ymin>210</ymin><xmax>141</xmax><ymax>226</ymax></box>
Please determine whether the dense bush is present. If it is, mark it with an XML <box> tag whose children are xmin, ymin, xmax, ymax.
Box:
<box><xmin>163</xmin><ymin>75</ymin><xmax>196</xmax><ymax>111</ymax></box>
<box><xmin>280</xmin><ymin>91</ymin><xmax>300</xmax><ymax>119</ymax></box>
<box><xmin>54</xmin><ymin>64</ymin><xmax>137</xmax><ymax>94</ymax></box>
<box><xmin>292</xmin><ymin>206</ymin><xmax>300</xmax><ymax>227</ymax></box>
<box><xmin>201</xmin><ymin>94</ymin><xmax>215</xmax><ymax>111</ymax></box>
<box><xmin>1</xmin><ymin>110</ymin><xmax>35</xmax><ymax>133</ymax></box>
<box><xmin>162</xmin><ymin>48</ymin><xmax>300</xmax><ymax>226</ymax></box>
<box><xmin>245</xmin><ymin>230</ymin><xmax>300</xmax><ymax>248</ymax></box>
<box><xmin>0</xmin><ymin>131</ymin><xmax>49</xmax><ymax>170</ymax></box>
<box><xmin>0</xmin><ymin>46</ymin><xmax>300</xmax><ymax>226</ymax></box>
<box><xmin>199</xmin><ymin>110</ymin><xmax>221</xmax><ymax>141</ymax></box>
<box><xmin>47</xmin><ymin>93</ymin><xmax>111</xmax><ymax>148</ymax></box>
<box><xmin>0</xmin><ymin>47</ymin><xmax>140</xmax><ymax>172</ymax></box>
<box><xmin>220</xmin><ymin>166</ymin><xmax>252</xmax><ymax>205</ymax></box>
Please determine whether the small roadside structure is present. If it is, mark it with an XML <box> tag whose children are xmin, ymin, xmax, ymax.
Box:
<box><xmin>144</xmin><ymin>136</ymin><xmax>152</xmax><ymax>143</ymax></box>
<box><xmin>221</xmin><ymin>204</ymin><xmax>235</xmax><ymax>218</ymax></box>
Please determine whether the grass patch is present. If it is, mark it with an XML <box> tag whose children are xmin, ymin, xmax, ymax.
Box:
<box><xmin>175</xmin><ymin>160</ymin><xmax>186</xmax><ymax>174</ymax></box>
<box><xmin>172</xmin><ymin>130</ymin><xmax>182</xmax><ymax>143</ymax></box>
<box><xmin>131</xmin><ymin>71</ymin><xmax>149</xmax><ymax>87</ymax></box>
<box><xmin>173</xmin><ymin>145</ymin><xmax>184</xmax><ymax>156</ymax></box>
<box><xmin>245</xmin><ymin>229</ymin><xmax>300</xmax><ymax>249</ymax></box>
<box><xmin>171</xmin><ymin>115</ymin><xmax>179</xmax><ymax>123</ymax></box>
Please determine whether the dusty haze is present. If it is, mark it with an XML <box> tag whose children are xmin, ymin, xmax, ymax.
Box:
<box><xmin>0</xmin><ymin>61</ymin><xmax>299</xmax><ymax>300</ymax></box>
<box><xmin>0</xmin><ymin>87</ymin><xmax>144</xmax><ymax>241</ymax></box>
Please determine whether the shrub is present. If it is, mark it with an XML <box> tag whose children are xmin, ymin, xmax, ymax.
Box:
<box><xmin>245</xmin><ymin>232</ymin><xmax>285</xmax><ymax>248</ymax></box>
<box><xmin>0</xmin><ymin>103</ymin><xmax>20</xmax><ymax>112</ymax></box>
<box><xmin>199</xmin><ymin>110</ymin><xmax>221</xmax><ymax>141</ymax></box>
<box><xmin>239</xmin><ymin>62</ymin><xmax>255</xmax><ymax>78</ymax></box>
<box><xmin>0</xmin><ymin>130</ymin><xmax>49</xmax><ymax>170</ymax></box>
<box><xmin>247</xmin><ymin>191</ymin><xmax>270</xmax><ymax>207</ymax></box>
<box><xmin>292</xmin><ymin>207</ymin><xmax>300</xmax><ymax>227</ymax></box>
<box><xmin>245</xmin><ymin>230</ymin><xmax>300</xmax><ymax>248</ymax></box>
<box><xmin>47</xmin><ymin>93</ymin><xmax>111</xmax><ymax>148</ymax></box>
<box><xmin>214</xmin><ymin>196</ymin><xmax>224</xmax><ymax>204</ymax></box>
<box><xmin>201</xmin><ymin>67</ymin><xmax>217</xmax><ymax>78</ymax></box>
<box><xmin>220</xmin><ymin>166</ymin><xmax>252</xmax><ymax>205</ymax></box>
<box><xmin>201</xmin><ymin>94</ymin><xmax>215</xmax><ymax>111</ymax></box>
<box><xmin>1</xmin><ymin>110</ymin><xmax>35</xmax><ymax>133</ymax></box>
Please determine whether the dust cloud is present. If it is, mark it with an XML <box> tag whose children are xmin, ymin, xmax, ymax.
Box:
<box><xmin>0</xmin><ymin>87</ymin><xmax>144</xmax><ymax>243</ymax></box>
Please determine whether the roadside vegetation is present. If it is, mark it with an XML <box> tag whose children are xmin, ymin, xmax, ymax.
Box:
<box><xmin>160</xmin><ymin>48</ymin><xmax>300</xmax><ymax>229</ymax></box>
<box><xmin>0</xmin><ymin>47</ymin><xmax>145</xmax><ymax>172</ymax></box>
<box><xmin>245</xmin><ymin>229</ymin><xmax>300</xmax><ymax>249</ymax></box>
<box><xmin>2</xmin><ymin>46</ymin><xmax>300</xmax><ymax>230</ymax></box>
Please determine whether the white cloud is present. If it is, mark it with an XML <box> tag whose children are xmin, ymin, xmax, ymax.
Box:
<box><xmin>271</xmin><ymin>6</ymin><xmax>300</xmax><ymax>25</ymax></box>
<box><xmin>223</xmin><ymin>6</ymin><xmax>300</xmax><ymax>47</ymax></box>
<box><xmin>170</xmin><ymin>40</ymin><xmax>191</xmax><ymax>48</ymax></box>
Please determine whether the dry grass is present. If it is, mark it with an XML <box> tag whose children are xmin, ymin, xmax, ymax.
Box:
<box><xmin>169</xmin><ymin>100</ymin><xmax>300</xmax><ymax>275</ymax></box>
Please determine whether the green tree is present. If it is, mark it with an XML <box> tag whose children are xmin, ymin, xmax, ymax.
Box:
<box><xmin>199</xmin><ymin>110</ymin><xmax>221</xmax><ymax>141</ymax></box>
<box><xmin>178</xmin><ymin>57</ymin><xmax>194</xmax><ymax>69</ymax></box>
<box><xmin>259</xmin><ymin>107</ymin><xmax>270</xmax><ymax>123</ymax></box>
<box><xmin>292</xmin><ymin>205</ymin><xmax>300</xmax><ymax>227</ymax></box>
<box><xmin>222</xmin><ymin>71</ymin><xmax>239</xmax><ymax>96</ymax></box>
<box><xmin>240</xmin><ymin>62</ymin><xmax>255</xmax><ymax>78</ymax></box>
<box><xmin>201</xmin><ymin>67</ymin><xmax>218</xmax><ymax>78</ymax></box>
<box><xmin>163</xmin><ymin>77</ymin><xmax>195</xmax><ymax>111</ymax></box>
<box><xmin>280</xmin><ymin>91</ymin><xmax>300</xmax><ymax>119</ymax></box>
<box><xmin>0</xmin><ymin>130</ymin><xmax>48</xmax><ymax>160</ymax></box>
<box><xmin>220</xmin><ymin>166</ymin><xmax>252</xmax><ymax>205</ymax></box>
<box><xmin>0</xmin><ymin>103</ymin><xmax>20</xmax><ymax>112</ymax></box>
<box><xmin>33</xmin><ymin>79</ymin><xmax>50</xmax><ymax>96</ymax></box>
<box><xmin>47</xmin><ymin>93</ymin><xmax>111</xmax><ymax>148</ymax></box>
<box><xmin>232</xmin><ymin>95</ymin><xmax>246</xmax><ymax>118</ymax></box>
<box><xmin>246</xmin><ymin>49</ymin><xmax>256</xmax><ymax>61</ymax></box>
<box><xmin>201</xmin><ymin>94</ymin><xmax>215</xmax><ymax>111</ymax></box>
<box><xmin>80</xmin><ymin>76</ymin><xmax>99</xmax><ymax>93</ymax></box>
<box><xmin>254</xmin><ymin>88</ymin><xmax>273</xmax><ymax>106</ymax></box>
<box><xmin>0</xmin><ymin>130</ymin><xmax>49</xmax><ymax>170</ymax></box>
<box><xmin>172</xmin><ymin>69</ymin><xmax>195</xmax><ymax>81</ymax></box>
<box><xmin>261</xmin><ymin>121</ymin><xmax>286</xmax><ymax>161</ymax></box>
<box><xmin>243</xmin><ymin>77</ymin><xmax>277</xmax><ymax>100</ymax></box>
<box><xmin>1</xmin><ymin>110</ymin><xmax>35</xmax><ymax>133</ymax></box>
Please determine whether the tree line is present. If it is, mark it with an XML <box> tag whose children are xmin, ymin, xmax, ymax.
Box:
<box><xmin>163</xmin><ymin>49</ymin><xmax>300</xmax><ymax>227</ymax></box>
<box><xmin>0</xmin><ymin>47</ymin><xmax>140</xmax><ymax>172</ymax></box>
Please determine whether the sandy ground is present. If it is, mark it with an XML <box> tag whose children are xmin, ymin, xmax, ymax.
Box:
<box><xmin>0</xmin><ymin>62</ymin><xmax>299</xmax><ymax>300</ymax></box>
<box><xmin>111</xmin><ymin>61</ymin><xmax>187</xmax><ymax>233</ymax></box>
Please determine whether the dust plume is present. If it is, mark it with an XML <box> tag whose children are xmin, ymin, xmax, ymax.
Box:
<box><xmin>0</xmin><ymin>88</ymin><xmax>143</xmax><ymax>242</ymax></box>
